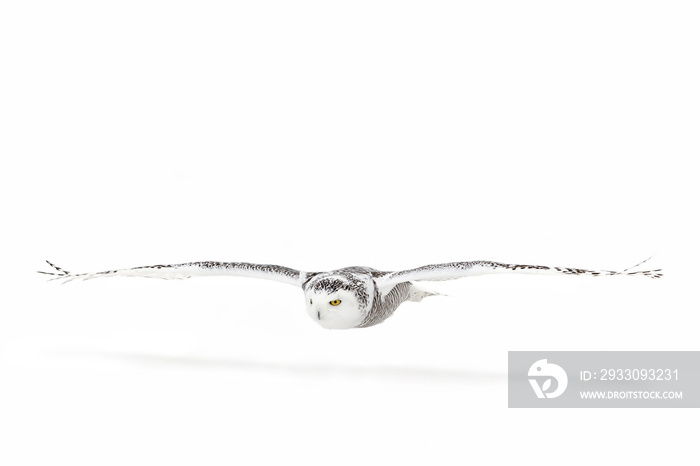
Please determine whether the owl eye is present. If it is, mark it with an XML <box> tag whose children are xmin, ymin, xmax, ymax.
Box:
<box><xmin>329</xmin><ymin>300</ymin><xmax>341</xmax><ymax>306</ymax></box>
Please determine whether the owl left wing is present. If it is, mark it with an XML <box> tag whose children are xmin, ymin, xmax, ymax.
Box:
<box><xmin>374</xmin><ymin>259</ymin><xmax>662</xmax><ymax>288</ymax></box>
<box><xmin>39</xmin><ymin>260</ymin><xmax>305</xmax><ymax>287</ymax></box>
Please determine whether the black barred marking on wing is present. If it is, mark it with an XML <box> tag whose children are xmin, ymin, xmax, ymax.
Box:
<box><xmin>40</xmin><ymin>260</ymin><xmax>147</xmax><ymax>279</ymax></box>
<box><xmin>381</xmin><ymin>261</ymin><xmax>553</xmax><ymax>280</ymax></box>
<box><xmin>37</xmin><ymin>260</ymin><xmax>72</xmax><ymax>276</ymax></box>
<box><xmin>550</xmin><ymin>266</ymin><xmax>662</xmax><ymax>278</ymax></box>
<box><xmin>38</xmin><ymin>260</ymin><xmax>303</xmax><ymax>284</ymax></box>
<box><xmin>174</xmin><ymin>261</ymin><xmax>301</xmax><ymax>280</ymax></box>
<box><xmin>381</xmin><ymin>260</ymin><xmax>663</xmax><ymax>281</ymax></box>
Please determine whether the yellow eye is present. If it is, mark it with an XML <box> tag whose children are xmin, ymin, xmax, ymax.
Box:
<box><xmin>329</xmin><ymin>300</ymin><xmax>341</xmax><ymax>306</ymax></box>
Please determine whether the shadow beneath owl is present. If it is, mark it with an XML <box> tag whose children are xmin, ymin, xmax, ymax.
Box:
<box><xmin>96</xmin><ymin>351</ymin><xmax>506</xmax><ymax>384</ymax></box>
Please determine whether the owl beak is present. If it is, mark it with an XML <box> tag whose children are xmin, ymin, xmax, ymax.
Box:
<box><xmin>317</xmin><ymin>310</ymin><xmax>321</xmax><ymax>320</ymax></box>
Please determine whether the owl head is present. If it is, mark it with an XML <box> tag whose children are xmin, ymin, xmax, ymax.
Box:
<box><xmin>303</xmin><ymin>272</ymin><xmax>373</xmax><ymax>329</ymax></box>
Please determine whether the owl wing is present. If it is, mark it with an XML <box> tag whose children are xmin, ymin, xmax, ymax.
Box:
<box><xmin>38</xmin><ymin>260</ymin><xmax>306</xmax><ymax>287</ymax></box>
<box><xmin>374</xmin><ymin>259</ymin><xmax>662</xmax><ymax>288</ymax></box>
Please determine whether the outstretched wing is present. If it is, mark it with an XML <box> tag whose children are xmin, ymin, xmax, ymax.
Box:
<box><xmin>375</xmin><ymin>259</ymin><xmax>662</xmax><ymax>288</ymax></box>
<box><xmin>38</xmin><ymin>260</ymin><xmax>305</xmax><ymax>287</ymax></box>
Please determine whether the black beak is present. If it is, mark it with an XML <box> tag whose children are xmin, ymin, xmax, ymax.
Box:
<box><xmin>317</xmin><ymin>311</ymin><xmax>321</xmax><ymax>320</ymax></box>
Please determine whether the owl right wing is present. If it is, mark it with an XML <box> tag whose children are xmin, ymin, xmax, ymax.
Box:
<box><xmin>38</xmin><ymin>260</ymin><xmax>307</xmax><ymax>287</ymax></box>
<box><xmin>374</xmin><ymin>259</ymin><xmax>662</xmax><ymax>288</ymax></box>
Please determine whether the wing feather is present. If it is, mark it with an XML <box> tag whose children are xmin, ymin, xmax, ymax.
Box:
<box><xmin>38</xmin><ymin>260</ymin><xmax>305</xmax><ymax>287</ymax></box>
<box><xmin>375</xmin><ymin>260</ymin><xmax>662</xmax><ymax>287</ymax></box>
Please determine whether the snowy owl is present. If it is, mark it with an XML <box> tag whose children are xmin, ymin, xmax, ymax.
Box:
<box><xmin>39</xmin><ymin>259</ymin><xmax>661</xmax><ymax>330</ymax></box>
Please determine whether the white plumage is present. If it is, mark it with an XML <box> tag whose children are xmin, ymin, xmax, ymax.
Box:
<box><xmin>39</xmin><ymin>258</ymin><xmax>661</xmax><ymax>330</ymax></box>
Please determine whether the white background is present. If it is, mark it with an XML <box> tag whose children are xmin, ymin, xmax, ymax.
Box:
<box><xmin>1</xmin><ymin>1</ymin><xmax>698</xmax><ymax>464</ymax></box>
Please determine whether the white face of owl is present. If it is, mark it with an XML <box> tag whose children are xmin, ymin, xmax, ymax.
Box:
<box><xmin>305</xmin><ymin>288</ymin><xmax>364</xmax><ymax>329</ymax></box>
